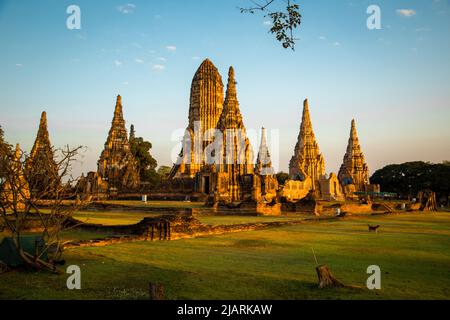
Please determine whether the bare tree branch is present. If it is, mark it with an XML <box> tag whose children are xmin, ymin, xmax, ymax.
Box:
<box><xmin>0</xmin><ymin>144</ymin><xmax>87</xmax><ymax>272</ymax></box>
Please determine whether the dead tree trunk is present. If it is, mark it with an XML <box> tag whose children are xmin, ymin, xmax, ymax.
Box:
<box><xmin>315</xmin><ymin>265</ymin><xmax>346</xmax><ymax>289</ymax></box>
<box><xmin>149</xmin><ymin>282</ymin><xmax>165</xmax><ymax>300</ymax></box>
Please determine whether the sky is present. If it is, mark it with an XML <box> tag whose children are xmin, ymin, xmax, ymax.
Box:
<box><xmin>0</xmin><ymin>0</ymin><xmax>449</xmax><ymax>178</ymax></box>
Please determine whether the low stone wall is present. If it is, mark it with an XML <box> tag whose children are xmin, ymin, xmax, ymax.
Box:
<box><xmin>281</xmin><ymin>199</ymin><xmax>323</xmax><ymax>215</ymax></box>
<box><xmin>208</xmin><ymin>201</ymin><xmax>282</xmax><ymax>216</ymax></box>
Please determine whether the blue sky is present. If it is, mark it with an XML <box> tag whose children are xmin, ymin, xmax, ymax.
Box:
<box><xmin>0</xmin><ymin>0</ymin><xmax>449</xmax><ymax>177</ymax></box>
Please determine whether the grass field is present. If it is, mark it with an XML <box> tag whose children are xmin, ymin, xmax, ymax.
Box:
<box><xmin>1</xmin><ymin>211</ymin><xmax>449</xmax><ymax>300</ymax></box>
<box><xmin>93</xmin><ymin>200</ymin><xmax>205</xmax><ymax>209</ymax></box>
<box><xmin>72</xmin><ymin>211</ymin><xmax>308</xmax><ymax>226</ymax></box>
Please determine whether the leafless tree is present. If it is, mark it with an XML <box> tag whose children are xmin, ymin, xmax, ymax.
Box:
<box><xmin>0</xmin><ymin>144</ymin><xmax>86</xmax><ymax>273</ymax></box>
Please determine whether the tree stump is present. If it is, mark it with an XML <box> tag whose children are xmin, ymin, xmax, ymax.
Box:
<box><xmin>149</xmin><ymin>282</ymin><xmax>165</xmax><ymax>300</ymax></box>
<box><xmin>0</xmin><ymin>261</ymin><xmax>8</xmax><ymax>274</ymax></box>
<box><xmin>315</xmin><ymin>265</ymin><xmax>346</xmax><ymax>289</ymax></box>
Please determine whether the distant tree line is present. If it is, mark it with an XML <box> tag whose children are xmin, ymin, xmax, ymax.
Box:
<box><xmin>370</xmin><ymin>161</ymin><xmax>450</xmax><ymax>204</ymax></box>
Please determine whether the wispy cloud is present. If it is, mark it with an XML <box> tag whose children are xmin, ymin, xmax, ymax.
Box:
<box><xmin>114</xmin><ymin>60</ymin><xmax>123</xmax><ymax>67</ymax></box>
<box><xmin>166</xmin><ymin>45</ymin><xmax>177</xmax><ymax>52</ymax></box>
<box><xmin>263</xmin><ymin>20</ymin><xmax>272</xmax><ymax>26</ymax></box>
<box><xmin>152</xmin><ymin>64</ymin><xmax>165</xmax><ymax>71</ymax></box>
<box><xmin>333</xmin><ymin>41</ymin><xmax>341</xmax><ymax>46</ymax></box>
<box><xmin>117</xmin><ymin>4</ymin><xmax>136</xmax><ymax>14</ymax></box>
<box><xmin>396</xmin><ymin>9</ymin><xmax>416</xmax><ymax>17</ymax></box>
<box><xmin>135</xmin><ymin>58</ymin><xmax>144</xmax><ymax>64</ymax></box>
<box><xmin>15</xmin><ymin>63</ymin><xmax>23</xmax><ymax>68</ymax></box>
<box><xmin>192</xmin><ymin>56</ymin><xmax>200</xmax><ymax>60</ymax></box>
<box><xmin>319</xmin><ymin>36</ymin><xmax>327</xmax><ymax>40</ymax></box>
<box><xmin>157</xmin><ymin>57</ymin><xmax>167</xmax><ymax>62</ymax></box>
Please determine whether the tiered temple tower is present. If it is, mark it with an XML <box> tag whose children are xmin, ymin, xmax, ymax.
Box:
<box><xmin>26</xmin><ymin>111</ymin><xmax>59</xmax><ymax>195</ymax></box>
<box><xmin>215</xmin><ymin>67</ymin><xmax>254</xmax><ymax>201</ymax></box>
<box><xmin>171</xmin><ymin>59</ymin><xmax>224</xmax><ymax>178</ymax></box>
<box><xmin>338</xmin><ymin>119</ymin><xmax>370</xmax><ymax>191</ymax></box>
<box><xmin>289</xmin><ymin>99</ymin><xmax>325</xmax><ymax>189</ymax></box>
<box><xmin>97</xmin><ymin>95</ymin><xmax>140</xmax><ymax>193</ymax></box>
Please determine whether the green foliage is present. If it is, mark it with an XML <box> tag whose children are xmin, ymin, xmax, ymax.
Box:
<box><xmin>240</xmin><ymin>0</ymin><xmax>302</xmax><ymax>50</ymax></box>
<box><xmin>129</xmin><ymin>133</ymin><xmax>158</xmax><ymax>185</ymax></box>
<box><xmin>275</xmin><ymin>171</ymin><xmax>289</xmax><ymax>185</ymax></box>
<box><xmin>370</xmin><ymin>161</ymin><xmax>450</xmax><ymax>201</ymax></box>
<box><xmin>157</xmin><ymin>166</ymin><xmax>172</xmax><ymax>180</ymax></box>
<box><xmin>267</xmin><ymin>3</ymin><xmax>301</xmax><ymax>50</ymax></box>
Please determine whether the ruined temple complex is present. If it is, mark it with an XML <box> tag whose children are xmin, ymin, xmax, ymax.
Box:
<box><xmin>74</xmin><ymin>58</ymin><xmax>377</xmax><ymax>205</ymax></box>
<box><xmin>9</xmin><ymin>58</ymin><xmax>380</xmax><ymax>207</ymax></box>
<box><xmin>169</xmin><ymin>60</ymin><xmax>278</xmax><ymax>207</ymax></box>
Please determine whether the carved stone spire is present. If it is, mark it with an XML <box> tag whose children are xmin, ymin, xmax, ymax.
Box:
<box><xmin>217</xmin><ymin>67</ymin><xmax>245</xmax><ymax>131</ymax></box>
<box><xmin>217</xmin><ymin>67</ymin><xmax>254</xmax><ymax>201</ymax></box>
<box><xmin>26</xmin><ymin>111</ymin><xmax>59</xmax><ymax>194</ymax></box>
<box><xmin>97</xmin><ymin>95</ymin><xmax>140</xmax><ymax>192</ymax></box>
<box><xmin>114</xmin><ymin>95</ymin><xmax>124</xmax><ymax>122</ymax></box>
<box><xmin>188</xmin><ymin>58</ymin><xmax>224</xmax><ymax>138</ymax></box>
<box><xmin>29</xmin><ymin>111</ymin><xmax>53</xmax><ymax>160</ymax></box>
<box><xmin>171</xmin><ymin>59</ymin><xmax>225</xmax><ymax>178</ymax></box>
<box><xmin>289</xmin><ymin>99</ymin><xmax>325</xmax><ymax>188</ymax></box>
<box><xmin>105</xmin><ymin>95</ymin><xmax>128</xmax><ymax>150</ymax></box>
<box><xmin>338</xmin><ymin>119</ymin><xmax>370</xmax><ymax>190</ymax></box>
<box><xmin>255</xmin><ymin>127</ymin><xmax>274</xmax><ymax>175</ymax></box>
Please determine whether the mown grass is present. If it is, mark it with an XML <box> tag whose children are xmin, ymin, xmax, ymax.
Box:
<box><xmin>1</xmin><ymin>212</ymin><xmax>449</xmax><ymax>300</ymax></box>
<box><xmin>72</xmin><ymin>211</ymin><xmax>162</xmax><ymax>226</ymax></box>
<box><xmin>95</xmin><ymin>200</ymin><xmax>204</xmax><ymax>209</ymax></box>
<box><xmin>71</xmin><ymin>210</ymin><xmax>308</xmax><ymax>226</ymax></box>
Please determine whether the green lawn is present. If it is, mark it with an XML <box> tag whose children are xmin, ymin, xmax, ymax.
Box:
<box><xmin>198</xmin><ymin>214</ymin><xmax>308</xmax><ymax>225</ymax></box>
<box><xmin>95</xmin><ymin>200</ymin><xmax>205</xmax><ymax>209</ymax></box>
<box><xmin>1</xmin><ymin>212</ymin><xmax>449</xmax><ymax>300</ymax></box>
<box><xmin>72</xmin><ymin>210</ymin><xmax>309</xmax><ymax>226</ymax></box>
<box><xmin>73</xmin><ymin>211</ymin><xmax>162</xmax><ymax>226</ymax></box>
